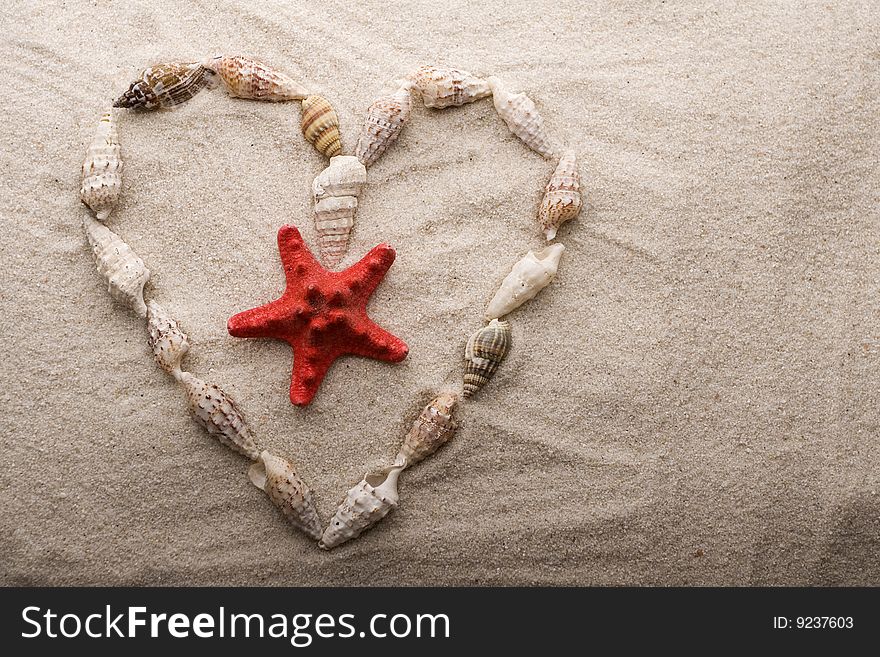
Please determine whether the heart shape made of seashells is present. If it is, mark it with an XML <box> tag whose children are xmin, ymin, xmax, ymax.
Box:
<box><xmin>80</xmin><ymin>57</ymin><xmax>582</xmax><ymax>550</ymax></box>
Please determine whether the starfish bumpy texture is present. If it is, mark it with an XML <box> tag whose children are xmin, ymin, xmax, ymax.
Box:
<box><xmin>227</xmin><ymin>225</ymin><xmax>408</xmax><ymax>406</ymax></box>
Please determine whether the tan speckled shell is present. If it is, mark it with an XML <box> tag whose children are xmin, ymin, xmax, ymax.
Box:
<box><xmin>486</xmin><ymin>243</ymin><xmax>565</xmax><ymax>320</ymax></box>
<box><xmin>354</xmin><ymin>82</ymin><xmax>413</xmax><ymax>167</ymax></box>
<box><xmin>176</xmin><ymin>371</ymin><xmax>260</xmax><ymax>460</ymax></box>
<box><xmin>83</xmin><ymin>215</ymin><xmax>149</xmax><ymax>317</ymax></box>
<box><xmin>408</xmin><ymin>65</ymin><xmax>491</xmax><ymax>109</ymax></box>
<box><xmin>312</xmin><ymin>155</ymin><xmax>366</xmax><ymax>267</ymax></box>
<box><xmin>463</xmin><ymin>319</ymin><xmax>512</xmax><ymax>398</ymax></box>
<box><xmin>319</xmin><ymin>466</ymin><xmax>402</xmax><ymax>549</ymax></box>
<box><xmin>146</xmin><ymin>301</ymin><xmax>190</xmax><ymax>376</ymax></box>
<box><xmin>487</xmin><ymin>77</ymin><xmax>557</xmax><ymax>158</ymax></box>
<box><xmin>207</xmin><ymin>55</ymin><xmax>308</xmax><ymax>101</ymax></box>
<box><xmin>395</xmin><ymin>392</ymin><xmax>458</xmax><ymax>468</ymax></box>
<box><xmin>113</xmin><ymin>62</ymin><xmax>215</xmax><ymax>110</ymax></box>
<box><xmin>301</xmin><ymin>95</ymin><xmax>342</xmax><ymax>157</ymax></box>
<box><xmin>249</xmin><ymin>451</ymin><xmax>323</xmax><ymax>540</ymax></box>
<box><xmin>539</xmin><ymin>150</ymin><xmax>581</xmax><ymax>240</ymax></box>
<box><xmin>80</xmin><ymin>108</ymin><xmax>122</xmax><ymax>221</ymax></box>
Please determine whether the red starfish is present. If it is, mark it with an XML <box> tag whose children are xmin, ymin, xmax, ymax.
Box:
<box><xmin>227</xmin><ymin>225</ymin><xmax>408</xmax><ymax>406</ymax></box>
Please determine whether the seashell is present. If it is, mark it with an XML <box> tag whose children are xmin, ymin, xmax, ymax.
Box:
<box><xmin>312</xmin><ymin>155</ymin><xmax>366</xmax><ymax>267</ymax></box>
<box><xmin>395</xmin><ymin>392</ymin><xmax>458</xmax><ymax>468</ymax></box>
<box><xmin>354</xmin><ymin>81</ymin><xmax>413</xmax><ymax>167</ymax></box>
<box><xmin>486</xmin><ymin>76</ymin><xmax>557</xmax><ymax>159</ymax></box>
<box><xmin>146</xmin><ymin>300</ymin><xmax>190</xmax><ymax>376</ymax></box>
<box><xmin>301</xmin><ymin>95</ymin><xmax>342</xmax><ymax>157</ymax></box>
<box><xmin>113</xmin><ymin>62</ymin><xmax>216</xmax><ymax>110</ymax></box>
<box><xmin>486</xmin><ymin>243</ymin><xmax>565</xmax><ymax>320</ymax></box>
<box><xmin>80</xmin><ymin>107</ymin><xmax>122</xmax><ymax>221</ymax></box>
<box><xmin>463</xmin><ymin>319</ymin><xmax>512</xmax><ymax>398</ymax></box>
<box><xmin>83</xmin><ymin>215</ymin><xmax>150</xmax><ymax>317</ymax></box>
<box><xmin>206</xmin><ymin>55</ymin><xmax>308</xmax><ymax>101</ymax></box>
<box><xmin>319</xmin><ymin>466</ymin><xmax>403</xmax><ymax>549</ymax></box>
<box><xmin>248</xmin><ymin>450</ymin><xmax>323</xmax><ymax>540</ymax></box>
<box><xmin>407</xmin><ymin>65</ymin><xmax>491</xmax><ymax>109</ymax></box>
<box><xmin>176</xmin><ymin>371</ymin><xmax>260</xmax><ymax>461</ymax></box>
<box><xmin>539</xmin><ymin>150</ymin><xmax>581</xmax><ymax>240</ymax></box>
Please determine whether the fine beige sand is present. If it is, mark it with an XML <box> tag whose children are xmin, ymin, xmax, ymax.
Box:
<box><xmin>1</xmin><ymin>1</ymin><xmax>878</xmax><ymax>585</ymax></box>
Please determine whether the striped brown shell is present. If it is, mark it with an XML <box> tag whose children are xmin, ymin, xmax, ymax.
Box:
<box><xmin>301</xmin><ymin>95</ymin><xmax>342</xmax><ymax>157</ymax></box>
<box><xmin>207</xmin><ymin>55</ymin><xmax>308</xmax><ymax>101</ymax></box>
<box><xmin>539</xmin><ymin>150</ymin><xmax>581</xmax><ymax>240</ymax></box>
<box><xmin>395</xmin><ymin>392</ymin><xmax>459</xmax><ymax>468</ymax></box>
<box><xmin>463</xmin><ymin>319</ymin><xmax>512</xmax><ymax>397</ymax></box>
<box><xmin>113</xmin><ymin>62</ymin><xmax>215</xmax><ymax>110</ymax></box>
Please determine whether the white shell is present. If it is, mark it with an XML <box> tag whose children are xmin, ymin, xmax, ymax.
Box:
<box><xmin>539</xmin><ymin>150</ymin><xmax>581</xmax><ymax>240</ymax></box>
<box><xmin>80</xmin><ymin>107</ymin><xmax>122</xmax><ymax>221</ymax></box>
<box><xmin>312</xmin><ymin>155</ymin><xmax>367</xmax><ymax>267</ymax></box>
<box><xmin>319</xmin><ymin>466</ymin><xmax>403</xmax><ymax>549</ymax></box>
<box><xmin>354</xmin><ymin>82</ymin><xmax>413</xmax><ymax>167</ymax></box>
<box><xmin>248</xmin><ymin>450</ymin><xmax>323</xmax><ymax>540</ymax></box>
<box><xmin>83</xmin><ymin>215</ymin><xmax>149</xmax><ymax>317</ymax></box>
<box><xmin>486</xmin><ymin>243</ymin><xmax>565</xmax><ymax>320</ymax></box>
<box><xmin>176</xmin><ymin>371</ymin><xmax>260</xmax><ymax>460</ymax></box>
<box><xmin>487</xmin><ymin>77</ymin><xmax>557</xmax><ymax>159</ymax></box>
<box><xmin>146</xmin><ymin>300</ymin><xmax>190</xmax><ymax>376</ymax></box>
<box><xmin>408</xmin><ymin>65</ymin><xmax>491</xmax><ymax>109</ymax></box>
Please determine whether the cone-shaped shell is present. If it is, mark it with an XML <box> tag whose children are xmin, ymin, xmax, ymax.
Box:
<box><xmin>395</xmin><ymin>392</ymin><xmax>458</xmax><ymax>468</ymax></box>
<box><xmin>312</xmin><ymin>155</ymin><xmax>366</xmax><ymax>267</ymax></box>
<box><xmin>319</xmin><ymin>466</ymin><xmax>403</xmax><ymax>549</ymax></box>
<box><xmin>83</xmin><ymin>215</ymin><xmax>149</xmax><ymax>317</ymax></box>
<box><xmin>463</xmin><ymin>319</ymin><xmax>512</xmax><ymax>398</ymax></box>
<box><xmin>301</xmin><ymin>95</ymin><xmax>342</xmax><ymax>157</ymax></box>
<box><xmin>80</xmin><ymin>108</ymin><xmax>122</xmax><ymax>221</ymax></box>
<box><xmin>354</xmin><ymin>82</ymin><xmax>413</xmax><ymax>167</ymax></box>
<box><xmin>207</xmin><ymin>55</ymin><xmax>308</xmax><ymax>101</ymax></box>
<box><xmin>313</xmin><ymin>155</ymin><xmax>366</xmax><ymax>201</ymax></box>
<box><xmin>113</xmin><ymin>62</ymin><xmax>215</xmax><ymax>110</ymax></box>
<box><xmin>248</xmin><ymin>451</ymin><xmax>323</xmax><ymax>540</ymax></box>
<box><xmin>408</xmin><ymin>65</ymin><xmax>491</xmax><ymax>109</ymax></box>
<box><xmin>540</xmin><ymin>151</ymin><xmax>581</xmax><ymax>240</ymax></box>
<box><xmin>146</xmin><ymin>300</ymin><xmax>190</xmax><ymax>376</ymax></box>
<box><xmin>176</xmin><ymin>371</ymin><xmax>260</xmax><ymax>460</ymax></box>
<box><xmin>487</xmin><ymin>76</ymin><xmax>557</xmax><ymax>158</ymax></box>
<box><xmin>486</xmin><ymin>244</ymin><xmax>565</xmax><ymax>320</ymax></box>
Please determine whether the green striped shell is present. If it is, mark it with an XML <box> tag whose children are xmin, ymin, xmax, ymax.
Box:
<box><xmin>463</xmin><ymin>319</ymin><xmax>511</xmax><ymax>398</ymax></box>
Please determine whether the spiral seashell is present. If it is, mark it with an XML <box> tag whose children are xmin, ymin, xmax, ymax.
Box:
<box><xmin>395</xmin><ymin>392</ymin><xmax>458</xmax><ymax>469</ymax></box>
<box><xmin>80</xmin><ymin>107</ymin><xmax>122</xmax><ymax>221</ymax></box>
<box><xmin>486</xmin><ymin>244</ymin><xmax>565</xmax><ymax>320</ymax></box>
<box><xmin>407</xmin><ymin>65</ymin><xmax>491</xmax><ymax>109</ymax></box>
<box><xmin>487</xmin><ymin>77</ymin><xmax>557</xmax><ymax>159</ymax></box>
<box><xmin>146</xmin><ymin>301</ymin><xmax>190</xmax><ymax>376</ymax></box>
<box><xmin>539</xmin><ymin>150</ymin><xmax>581</xmax><ymax>240</ymax></box>
<box><xmin>113</xmin><ymin>62</ymin><xmax>216</xmax><ymax>110</ymax></box>
<box><xmin>463</xmin><ymin>319</ymin><xmax>512</xmax><ymax>398</ymax></box>
<box><xmin>83</xmin><ymin>215</ymin><xmax>150</xmax><ymax>317</ymax></box>
<box><xmin>312</xmin><ymin>155</ymin><xmax>366</xmax><ymax>267</ymax></box>
<box><xmin>319</xmin><ymin>466</ymin><xmax>403</xmax><ymax>549</ymax></box>
<box><xmin>354</xmin><ymin>81</ymin><xmax>413</xmax><ymax>167</ymax></box>
<box><xmin>301</xmin><ymin>95</ymin><xmax>342</xmax><ymax>158</ymax></box>
<box><xmin>248</xmin><ymin>450</ymin><xmax>323</xmax><ymax>541</ymax></box>
<box><xmin>206</xmin><ymin>55</ymin><xmax>308</xmax><ymax>101</ymax></box>
<box><xmin>176</xmin><ymin>371</ymin><xmax>260</xmax><ymax>461</ymax></box>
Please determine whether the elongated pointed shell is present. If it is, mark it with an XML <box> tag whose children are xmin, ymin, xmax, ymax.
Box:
<box><xmin>395</xmin><ymin>392</ymin><xmax>458</xmax><ymax>468</ymax></box>
<box><xmin>80</xmin><ymin>108</ymin><xmax>122</xmax><ymax>221</ymax></box>
<box><xmin>487</xmin><ymin>77</ymin><xmax>557</xmax><ymax>158</ymax></box>
<box><xmin>207</xmin><ymin>55</ymin><xmax>308</xmax><ymax>101</ymax></box>
<box><xmin>312</xmin><ymin>155</ymin><xmax>366</xmax><ymax>267</ymax></box>
<box><xmin>248</xmin><ymin>451</ymin><xmax>323</xmax><ymax>540</ymax></box>
<box><xmin>486</xmin><ymin>243</ymin><xmax>565</xmax><ymax>320</ymax></box>
<box><xmin>540</xmin><ymin>151</ymin><xmax>581</xmax><ymax>240</ymax></box>
<box><xmin>301</xmin><ymin>95</ymin><xmax>342</xmax><ymax>157</ymax></box>
<box><xmin>176</xmin><ymin>371</ymin><xmax>260</xmax><ymax>460</ymax></box>
<box><xmin>463</xmin><ymin>319</ymin><xmax>512</xmax><ymax>398</ymax></box>
<box><xmin>319</xmin><ymin>466</ymin><xmax>403</xmax><ymax>549</ymax></box>
<box><xmin>408</xmin><ymin>65</ymin><xmax>491</xmax><ymax>109</ymax></box>
<box><xmin>113</xmin><ymin>62</ymin><xmax>215</xmax><ymax>110</ymax></box>
<box><xmin>83</xmin><ymin>215</ymin><xmax>150</xmax><ymax>317</ymax></box>
<box><xmin>354</xmin><ymin>82</ymin><xmax>413</xmax><ymax>167</ymax></box>
<box><xmin>146</xmin><ymin>301</ymin><xmax>190</xmax><ymax>376</ymax></box>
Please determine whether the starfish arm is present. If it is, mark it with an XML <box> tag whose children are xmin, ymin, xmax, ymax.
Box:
<box><xmin>277</xmin><ymin>225</ymin><xmax>320</xmax><ymax>286</ymax></box>
<box><xmin>345</xmin><ymin>320</ymin><xmax>409</xmax><ymax>362</ymax></box>
<box><xmin>341</xmin><ymin>243</ymin><xmax>397</xmax><ymax>299</ymax></box>
<box><xmin>228</xmin><ymin>300</ymin><xmax>293</xmax><ymax>338</ymax></box>
<box><xmin>289</xmin><ymin>344</ymin><xmax>334</xmax><ymax>406</ymax></box>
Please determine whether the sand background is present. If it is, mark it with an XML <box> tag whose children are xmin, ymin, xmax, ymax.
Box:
<box><xmin>1</xmin><ymin>0</ymin><xmax>878</xmax><ymax>585</ymax></box>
